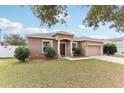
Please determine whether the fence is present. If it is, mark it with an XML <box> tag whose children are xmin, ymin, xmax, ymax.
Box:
<box><xmin>0</xmin><ymin>46</ymin><xmax>18</xmax><ymax>58</ymax></box>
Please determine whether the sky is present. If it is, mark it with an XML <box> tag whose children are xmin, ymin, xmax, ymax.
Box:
<box><xmin>0</xmin><ymin>5</ymin><xmax>124</xmax><ymax>40</ymax></box>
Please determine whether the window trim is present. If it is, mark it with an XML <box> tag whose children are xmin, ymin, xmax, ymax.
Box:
<box><xmin>42</xmin><ymin>40</ymin><xmax>53</xmax><ymax>53</ymax></box>
<box><xmin>72</xmin><ymin>42</ymin><xmax>77</xmax><ymax>51</ymax></box>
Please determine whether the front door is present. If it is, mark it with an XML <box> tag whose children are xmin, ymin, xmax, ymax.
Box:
<box><xmin>60</xmin><ymin>43</ymin><xmax>66</xmax><ymax>56</ymax></box>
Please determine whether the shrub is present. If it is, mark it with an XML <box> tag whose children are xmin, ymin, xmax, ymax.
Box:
<box><xmin>103</xmin><ymin>43</ymin><xmax>117</xmax><ymax>55</ymax></box>
<box><xmin>73</xmin><ymin>48</ymin><xmax>82</xmax><ymax>55</ymax></box>
<box><xmin>14</xmin><ymin>47</ymin><xmax>30</xmax><ymax>62</ymax></box>
<box><xmin>44</xmin><ymin>47</ymin><xmax>56</xmax><ymax>58</ymax></box>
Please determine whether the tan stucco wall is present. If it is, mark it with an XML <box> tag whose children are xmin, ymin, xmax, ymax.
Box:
<box><xmin>78</xmin><ymin>41</ymin><xmax>85</xmax><ymax>56</ymax></box>
<box><xmin>53</xmin><ymin>40</ymin><xmax>58</xmax><ymax>52</ymax></box>
<box><xmin>27</xmin><ymin>37</ymin><xmax>43</xmax><ymax>58</ymax></box>
<box><xmin>27</xmin><ymin>37</ymin><xmax>58</xmax><ymax>58</ymax></box>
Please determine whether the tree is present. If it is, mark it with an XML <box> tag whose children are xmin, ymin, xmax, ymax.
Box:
<box><xmin>103</xmin><ymin>43</ymin><xmax>117</xmax><ymax>55</ymax></box>
<box><xmin>29</xmin><ymin>5</ymin><xmax>124</xmax><ymax>32</ymax></box>
<box><xmin>83</xmin><ymin>5</ymin><xmax>124</xmax><ymax>32</ymax></box>
<box><xmin>30</xmin><ymin>5</ymin><xmax>68</xmax><ymax>28</ymax></box>
<box><xmin>4</xmin><ymin>34</ymin><xmax>26</xmax><ymax>46</ymax></box>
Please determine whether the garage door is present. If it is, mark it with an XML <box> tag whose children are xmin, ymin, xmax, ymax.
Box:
<box><xmin>87</xmin><ymin>45</ymin><xmax>101</xmax><ymax>56</ymax></box>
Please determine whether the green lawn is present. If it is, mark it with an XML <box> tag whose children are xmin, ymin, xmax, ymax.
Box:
<box><xmin>0</xmin><ymin>58</ymin><xmax>124</xmax><ymax>87</ymax></box>
<box><xmin>113</xmin><ymin>54</ymin><xmax>124</xmax><ymax>58</ymax></box>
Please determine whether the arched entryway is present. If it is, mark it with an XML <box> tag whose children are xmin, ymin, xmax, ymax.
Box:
<box><xmin>57</xmin><ymin>38</ymin><xmax>73</xmax><ymax>57</ymax></box>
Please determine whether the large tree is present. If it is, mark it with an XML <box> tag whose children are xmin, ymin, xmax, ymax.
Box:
<box><xmin>30</xmin><ymin>5</ymin><xmax>68</xmax><ymax>28</ymax></box>
<box><xmin>4</xmin><ymin>34</ymin><xmax>26</xmax><ymax>46</ymax></box>
<box><xmin>83</xmin><ymin>5</ymin><xmax>124</xmax><ymax>32</ymax></box>
<box><xmin>29</xmin><ymin>5</ymin><xmax>124</xmax><ymax>32</ymax></box>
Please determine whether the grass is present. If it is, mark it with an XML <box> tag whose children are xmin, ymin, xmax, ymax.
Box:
<box><xmin>113</xmin><ymin>54</ymin><xmax>124</xmax><ymax>58</ymax></box>
<box><xmin>0</xmin><ymin>58</ymin><xmax>124</xmax><ymax>87</ymax></box>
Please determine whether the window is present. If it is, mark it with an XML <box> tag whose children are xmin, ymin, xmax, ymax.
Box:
<box><xmin>72</xmin><ymin>42</ymin><xmax>77</xmax><ymax>51</ymax></box>
<box><xmin>42</xmin><ymin>40</ymin><xmax>53</xmax><ymax>53</ymax></box>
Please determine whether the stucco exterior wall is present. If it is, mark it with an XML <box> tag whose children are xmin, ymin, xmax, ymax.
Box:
<box><xmin>27</xmin><ymin>37</ymin><xmax>43</xmax><ymax>58</ymax></box>
<box><xmin>53</xmin><ymin>40</ymin><xmax>58</xmax><ymax>53</ymax></box>
<box><xmin>27</xmin><ymin>38</ymin><xmax>56</xmax><ymax>58</ymax></box>
<box><xmin>78</xmin><ymin>41</ymin><xmax>86</xmax><ymax>56</ymax></box>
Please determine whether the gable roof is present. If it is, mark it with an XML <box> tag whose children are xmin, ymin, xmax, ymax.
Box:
<box><xmin>52</xmin><ymin>31</ymin><xmax>74</xmax><ymax>36</ymax></box>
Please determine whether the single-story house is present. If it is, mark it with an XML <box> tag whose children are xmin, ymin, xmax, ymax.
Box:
<box><xmin>103</xmin><ymin>37</ymin><xmax>124</xmax><ymax>54</ymax></box>
<box><xmin>27</xmin><ymin>31</ymin><xmax>103</xmax><ymax>58</ymax></box>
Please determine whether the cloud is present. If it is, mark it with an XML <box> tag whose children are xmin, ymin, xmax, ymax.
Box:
<box><xmin>78</xmin><ymin>24</ymin><xmax>92</xmax><ymax>30</ymax></box>
<box><xmin>0</xmin><ymin>18</ymin><xmax>23</xmax><ymax>33</ymax></box>
<box><xmin>0</xmin><ymin>18</ymin><xmax>75</xmax><ymax>36</ymax></box>
<box><xmin>23</xmin><ymin>27</ymin><xmax>48</xmax><ymax>34</ymax></box>
<box><xmin>0</xmin><ymin>18</ymin><xmax>49</xmax><ymax>34</ymax></box>
<box><xmin>0</xmin><ymin>18</ymin><xmax>76</xmax><ymax>35</ymax></box>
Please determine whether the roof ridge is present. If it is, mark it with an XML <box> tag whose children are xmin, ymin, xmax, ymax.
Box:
<box><xmin>27</xmin><ymin>32</ymin><xmax>54</xmax><ymax>35</ymax></box>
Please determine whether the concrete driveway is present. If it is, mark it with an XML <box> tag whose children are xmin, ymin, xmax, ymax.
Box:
<box><xmin>64</xmin><ymin>55</ymin><xmax>124</xmax><ymax>65</ymax></box>
<box><xmin>92</xmin><ymin>55</ymin><xmax>124</xmax><ymax>65</ymax></box>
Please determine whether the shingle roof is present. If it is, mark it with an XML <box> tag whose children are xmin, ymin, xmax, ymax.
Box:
<box><xmin>27</xmin><ymin>31</ymin><xmax>102</xmax><ymax>42</ymax></box>
<box><xmin>27</xmin><ymin>31</ymin><xmax>74</xmax><ymax>39</ymax></box>
<box><xmin>26</xmin><ymin>32</ymin><xmax>55</xmax><ymax>39</ymax></box>
<box><xmin>73</xmin><ymin>36</ymin><xmax>103</xmax><ymax>42</ymax></box>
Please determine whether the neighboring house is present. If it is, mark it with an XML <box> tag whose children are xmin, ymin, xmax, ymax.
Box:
<box><xmin>27</xmin><ymin>31</ymin><xmax>103</xmax><ymax>58</ymax></box>
<box><xmin>103</xmin><ymin>37</ymin><xmax>124</xmax><ymax>54</ymax></box>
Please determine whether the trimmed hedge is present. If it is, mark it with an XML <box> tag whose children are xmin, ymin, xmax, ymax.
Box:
<box><xmin>73</xmin><ymin>48</ymin><xmax>82</xmax><ymax>56</ymax></box>
<box><xmin>44</xmin><ymin>47</ymin><xmax>56</xmax><ymax>58</ymax></box>
<box><xmin>14</xmin><ymin>47</ymin><xmax>30</xmax><ymax>62</ymax></box>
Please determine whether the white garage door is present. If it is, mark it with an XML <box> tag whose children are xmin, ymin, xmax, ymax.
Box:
<box><xmin>87</xmin><ymin>45</ymin><xmax>101</xmax><ymax>56</ymax></box>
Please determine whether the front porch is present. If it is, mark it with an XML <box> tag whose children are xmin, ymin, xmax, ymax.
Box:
<box><xmin>57</xmin><ymin>39</ymin><xmax>73</xmax><ymax>58</ymax></box>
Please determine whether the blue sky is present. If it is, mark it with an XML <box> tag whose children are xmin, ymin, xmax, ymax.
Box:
<box><xmin>0</xmin><ymin>5</ymin><xmax>124</xmax><ymax>40</ymax></box>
